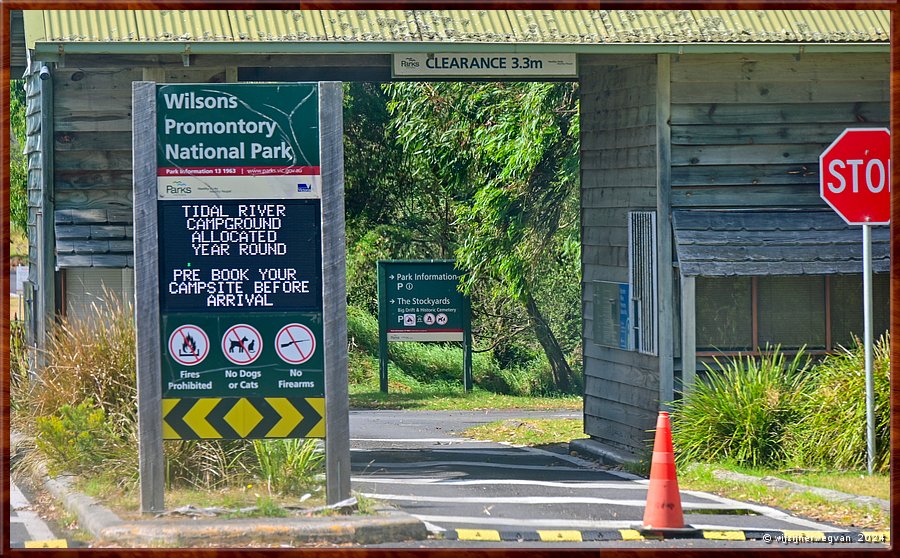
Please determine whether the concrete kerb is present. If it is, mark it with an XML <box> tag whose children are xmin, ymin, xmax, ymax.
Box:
<box><xmin>42</xmin><ymin>474</ymin><xmax>427</xmax><ymax>547</ymax></box>
<box><xmin>569</xmin><ymin>438</ymin><xmax>643</xmax><ymax>469</ymax></box>
<box><xmin>35</xmin><ymin>464</ymin><xmax>426</xmax><ymax>547</ymax></box>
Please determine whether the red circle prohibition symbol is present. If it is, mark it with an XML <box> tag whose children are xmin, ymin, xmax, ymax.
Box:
<box><xmin>221</xmin><ymin>324</ymin><xmax>263</xmax><ymax>365</ymax></box>
<box><xmin>168</xmin><ymin>325</ymin><xmax>209</xmax><ymax>366</ymax></box>
<box><xmin>275</xmin><ymin>324</ymin><xmax>316</xmax><ymax>364</ymax></box>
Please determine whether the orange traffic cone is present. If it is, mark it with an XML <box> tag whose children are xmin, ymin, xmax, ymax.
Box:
<box><xmin>638</xmin><ymin>411</ymin><xmax>695</xmax><ymax>534</ymax></box>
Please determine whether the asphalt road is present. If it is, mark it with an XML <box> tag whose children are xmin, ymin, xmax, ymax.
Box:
<box><xmin>348</xmin><ymin>409</ymin><xmax>876</xmax><ymax>548</ymax></box>
<box><xmin>9</xmin><ymin>479</ymin><xmax>63</xmax><ymax>548</ymax></box>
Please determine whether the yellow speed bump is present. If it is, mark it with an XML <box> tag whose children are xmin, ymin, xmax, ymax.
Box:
<box><xmin>703</xmin><ymin>531</ymin><xmax>746</xmax><ymax>541</ymax></box>
<box><xmin>537</xmin><ymin>530</ymin><xmax>583</xmax><ymax>542</ymax></box>
<box><xmin>455</xmin><ymin>529</ymin><xmax>501</xmax><ymax>542</ymax></box>
<box><xmin>618</xmin><ymin>529</ymin><xmax>645</xmax><ymax>541</ymax></box>
<box><xmin>24</xmin><ymin>540</ymin><xmax>68</xmax><ymax>548</ymax></box>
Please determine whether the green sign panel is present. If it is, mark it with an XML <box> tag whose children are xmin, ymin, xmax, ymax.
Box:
<box><xmin>157</xmin><ymin>83</ymin><xmax>319</xmax><ymax>170</ymax></box>
<box><xmin>155</xmin><ymin>83</ymin><xmax>324</xmax><ymax>439</ymax></box>
<box><xmin>161</xmin><ymin>312</ymin><xmax>323</xmax><ymax>399</ymax></box>
<box><xmin>377</xmin><ymin>260</ymin><xmax>472</xmax><ymax>392</ymax></box>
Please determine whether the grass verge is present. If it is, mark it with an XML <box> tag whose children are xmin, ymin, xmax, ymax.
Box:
<box><xmin>350</xmin><ymin>385</ymin><xmax>582</xmax><ymax>411</ymax></box>
<box><xmin>461</xmin><ymin>418</ymin><xmax>586</xmax><ymax>446</ymax></box>
<box><xmin>678</xmin><ymin>463</ymin><xmax>888</xmax><ymax>531</ymax></box>
<box><xmin>75</xmin><ymin>476</ymin><xmax>328</xmax><ymax>521</ymax></box>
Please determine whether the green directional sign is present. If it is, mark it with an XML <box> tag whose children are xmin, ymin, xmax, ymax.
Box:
<box><xmin>377</xmin><ymin>260</ymin><xmax>472</xmax><ymax>392</ymax></box>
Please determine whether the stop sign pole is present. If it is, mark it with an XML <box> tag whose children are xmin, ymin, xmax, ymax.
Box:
<box><xmin>819</xmin><ymin>127</ymin><xmax>890</xmax><ymax>475</ymax></box>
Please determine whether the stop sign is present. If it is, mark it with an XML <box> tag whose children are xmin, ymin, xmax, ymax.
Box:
<box><xmin>819</xmin><ymin>128</ymin><xmax>891</xmax><ymax>225</ymax></box>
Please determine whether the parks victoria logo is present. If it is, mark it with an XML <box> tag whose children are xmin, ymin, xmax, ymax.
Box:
<box><xmin>164</xmin><ymin>179</ymin><xmax>192</xmax><ymax>197</ymax></box>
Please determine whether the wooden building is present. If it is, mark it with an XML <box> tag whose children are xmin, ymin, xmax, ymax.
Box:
<box><xmin>10</xmin><ymin>9</ymin><xmax>891</xmax><ymax>457</ymax></box>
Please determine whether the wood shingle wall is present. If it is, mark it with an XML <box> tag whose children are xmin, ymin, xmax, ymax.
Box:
<box><xmin>49</xmin><ymin>65</ymin><xmax>235</xmax><ymax>267</ymax></box>
<box><xmin>579</xmin><ymin>54</ymin><xmax>660</xmax><ymax>452</ymax></box>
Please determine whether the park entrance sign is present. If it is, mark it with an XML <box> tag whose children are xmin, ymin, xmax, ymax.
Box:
<box><xmin>134</xmin><ymin>82</ymin><xmax>349</xmax><ymax>512</ymax></box>
<box><xmin>156</xmin><ymin>83</ymin><xmax>325</xmax><ymax>439</ymax></box>
<box><xmin>819</xmin><ymin>127</ymin><xmax>890</xmax><ymax>476</ymax></box>
<box><xmin>377</xmin><ymin>260</ymin><xmax>472</xmax><ymax>392</ymax></box>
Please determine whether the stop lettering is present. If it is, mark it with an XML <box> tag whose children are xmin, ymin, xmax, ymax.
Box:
<box><xmin>819</xmin><ymin>128</ymin><xmax>891</xmax><ymax>225</ymax></box>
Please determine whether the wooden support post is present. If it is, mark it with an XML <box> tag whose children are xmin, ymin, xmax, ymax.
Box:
<box><xmin>319</xmin><ymin>82</ymin><xmax>351</xmax><ymax>504</ymax></box>
<box><xmin>132</xmin><ymin>81</ymin><xmax>165</xmax><ymax>513</ymax></box>
<box><xmin>680</xmin><ymin>274</ymin><xmax>696</xmax><ymax>395</ymax></box>
<box><xmin>655</xmin><ymin>54</ymin><xmax>674</xmax><ymax>410</ymax></box>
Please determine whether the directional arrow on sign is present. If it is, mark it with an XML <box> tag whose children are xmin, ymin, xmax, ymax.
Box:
<box><xmin>246</xmin><ymin>398</ymin><xmax>284</xmax><ymax>438</ymax></box>
<box><xmin>206</xmin><ymin>398</ymin><xmax>243</xmax><ymax>438</ymax></box>
<box><xmin>162</xmin><ymin>398</ymin><xmax>326</xmax><ymax>439</ymax></box>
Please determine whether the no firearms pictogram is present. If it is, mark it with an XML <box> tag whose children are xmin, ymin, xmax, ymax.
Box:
<box><xmin>275</xmin><ymin>323</ymin><xmax>316</xmax><ymax>364</ymax></box>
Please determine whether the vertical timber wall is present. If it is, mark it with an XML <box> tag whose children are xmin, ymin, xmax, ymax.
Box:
<box><xmin>579</xmin><ymin>54</ymin><xmax>660</xmax><ymax>453</ymax></box>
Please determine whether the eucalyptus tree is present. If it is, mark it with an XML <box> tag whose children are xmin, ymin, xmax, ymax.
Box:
<box><xmin>386</xmin><ymin>81</ymin><xmax>580</xmax><ymax>392</ymax></box>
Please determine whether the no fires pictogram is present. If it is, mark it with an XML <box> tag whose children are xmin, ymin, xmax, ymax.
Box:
<box><xmin>275</xmin><ymin>323</ymin><xmax>316</xmax><ymax>364</ymax></box>
<box><xmin>169</xmin><ymin>324</ymin><xmax>210</xmax><ymax>366</ymax></box>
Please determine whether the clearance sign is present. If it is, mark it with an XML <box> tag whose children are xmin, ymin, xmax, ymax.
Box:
<box><xmin>392</xmin><ymin>52</ymin><xmax>577</xmax><ymax>78</ymax></box>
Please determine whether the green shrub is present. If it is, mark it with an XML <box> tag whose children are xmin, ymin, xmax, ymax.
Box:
<box><xmin>35</xmin><ymin>401</ymin><xmax>123</xmax><ymax>477</ymax></box>
<box><xmin>671</xmin><ymin>347</ymin><xmax>813</xmax><ymax>468</ymax></box>
<box><xmin>789</xmin><ymin>333</ymin><xmax>890</xmax><ymax>472</ymax></box>
<box><xmin>252</xmin><ymin>438</ymin><xmax>325</xmax><ymax>495</ymax></box>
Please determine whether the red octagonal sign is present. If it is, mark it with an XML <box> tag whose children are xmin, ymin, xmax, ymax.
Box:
<box><xmin>819</xmin><ymin>128</ymin><xmax>891</xmax><ymax>225</ymax></box>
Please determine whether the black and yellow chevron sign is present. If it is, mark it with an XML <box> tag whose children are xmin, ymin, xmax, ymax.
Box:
<box><xmin>162</xmin><ymin>397</ymin><xmax>325</xmax><ymax>440</ymax></box>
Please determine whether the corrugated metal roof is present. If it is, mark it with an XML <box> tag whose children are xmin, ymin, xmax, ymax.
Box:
<box><xmin>322</xmin><ymin>10</ymin><xmax>418</xmax><ymax>42</ymax></box>
<box><xmin>24</xmin><ymin>9</ymin><xmax>890</xmax><ymax>48</ymax></box>
<box><xmin>135</xmin><ymin>10</ymin><xmax>236</xmax><ymax>42</ymax></box>
<box><xmin>234</xmin><ymin>10</ymin><xmax>329</xmax><ymax>42</ymax></box>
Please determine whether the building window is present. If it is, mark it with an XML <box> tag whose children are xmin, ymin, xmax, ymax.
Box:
<box><xmin>695</xmin><ymin>277</ymin><xmax>752</xmax><ymax>352</ymax></box>
<box><xmin>757</xmin><ymin>276</ymin><xmax>826</xmax><ymax>350</ymax></box>
<box><xmin>695</xmin><ymin>274</ymin><xmax>888</xmax><ymax>355</ymax></box>
<box><xmin>628</xmin><ymin>211</ymin><xmax>657</xmax><ymax>355</ymax></box>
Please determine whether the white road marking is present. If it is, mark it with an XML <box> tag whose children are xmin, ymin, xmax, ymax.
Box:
<box><xmin>412</xmin><ymin>514</ymin><xmax>821</xmax><ymax>532</ymax></box>
<box><xmin>352</xmin><ymin>477</ymin><xmax>648</xmax><ymax>490</ymax></box>
<box><xmin>351</xmin><ymin>438</ymin><xmax>475</xmax><ymax>443</ymax></box>
<box><xmin>359</xmin><ymin>492</ymin><xmax>749</xmax><ymax>509</ymax></box>
<box><xmin>681</xmin><ymin>489</ymin><xmax>839</xmax><ymax>530</ymax></box>
<box><xmin>359</xmin><ymin>460</ymin><xmax>597</xmax><ymax>472</ymax></box>
<box><xmin>502</xmin><ymin>442</ymin><xmax>644</xmax><ymax>481</ymax></box>
<box><xmin>9</xmin><ymin>482</ymin><xmax>57</xmax><ymax>541</ymax></box>
<box><xmin>352</xmin><ymin>447</ymin><xmax>522</xmax><ymax>455</ymax></box>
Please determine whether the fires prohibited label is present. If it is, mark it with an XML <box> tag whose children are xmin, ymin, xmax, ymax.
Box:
<box><xmin>169</xmin><ymin>325</ymin><xmax>210</xmax><ymax>366</ymax></box>
<box><xmin>275</xmin><ymin>323</ymin><xmax>316</xmax><ymax>364</ymax></box>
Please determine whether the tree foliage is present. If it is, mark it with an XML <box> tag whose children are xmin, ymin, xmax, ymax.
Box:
<box><xmin>386</xmin><ymin>82</ymin><xmax>581</xmax><ymax>392</ymax></box>
<box><xmin>10</xmin><ymin>79</ymin><xmax>28</xmax><ymax>233</ymax></box>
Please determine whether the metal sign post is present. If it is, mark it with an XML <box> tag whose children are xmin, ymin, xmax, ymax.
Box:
<box><xmin>819</xmin><ymin>127</ymin><xmax>890</xmax><ymax>475</ymax></box>
<box><xmin>862</xmin><ymin>224</ymin><xmax>875</xmax><ymax>475</ymax></box>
